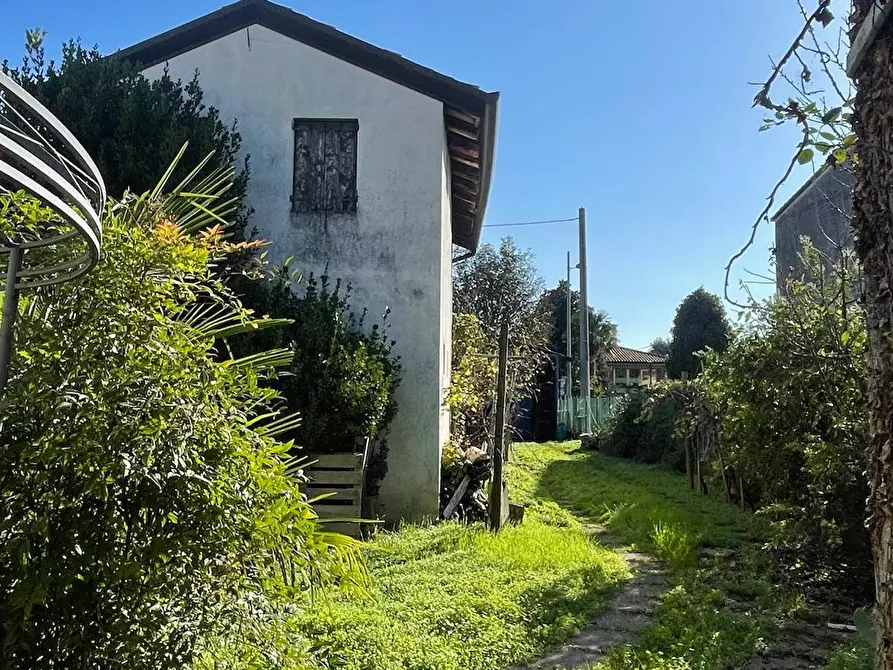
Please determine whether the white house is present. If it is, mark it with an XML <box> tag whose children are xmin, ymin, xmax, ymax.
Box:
<box><xmin>117</xmin><ymin>0</ymin><xmax>499</xmax><ymax>522</ymax></box>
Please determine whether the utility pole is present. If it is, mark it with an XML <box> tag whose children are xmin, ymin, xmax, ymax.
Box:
<box><xmin>578</xmin><ymin>207</ymin><xmax>591</xmax><ymax>434</ymax></box>
<box><xmin>565</xmin><ymin>251</ymin><xmax>574</xmax><ymax>431</ymax></box>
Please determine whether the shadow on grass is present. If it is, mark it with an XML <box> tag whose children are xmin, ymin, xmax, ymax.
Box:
<box><xmin>513</xmin><ymin>564</ymin><xmax>624</xmax><ymax>663</ymax></box>
<box><xmin>531</xmin><ymin>449</ymin><xmax>754</xmax><ymax>552</ymax></box>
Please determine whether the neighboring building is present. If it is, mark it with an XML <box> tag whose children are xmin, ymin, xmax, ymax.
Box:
<box><xmin>774</xmin><ymin>164</ymin><xmax>854</xmax><ymax>291</ymax></box>
<box><xmin>118</xmin><ymin>0</ymin><xmax>499</xmax><ymax>522</ymax></box>
<box><xmin>605</xmin><ymin>347</ymin><xmax>667</xmax><ymax>394</ymax></box>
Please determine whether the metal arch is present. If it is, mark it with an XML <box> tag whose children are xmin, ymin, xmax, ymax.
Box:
<box><xmin>0</xmin><ymin>70</ymin><xmax>106</xmax><ymax>393</ymax></box>
<box><xmin>0</xmin><ymin>69</ymin><xmax>105</xmax><ymax>288</ymax></box>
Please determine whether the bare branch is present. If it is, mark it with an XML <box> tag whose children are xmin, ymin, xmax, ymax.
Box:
<box><xmin>752</xmin><ymin>0</ymin><xmax>832</xmax><ymax>110</ymax></box>
<box><xmin>724</xmin><ymin>124</ymin><xmax>811</xmax><ymax>308</ymax></box>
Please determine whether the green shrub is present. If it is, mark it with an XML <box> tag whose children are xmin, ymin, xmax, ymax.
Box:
<box><xmin>447</xmin><ymin>313</ymin><xmax>497</xmax><ymax>449</ymax></box>
<box><xmin>701</xmin><ymin>244</ymin><xmax>870</xmax><ymax>583</ymax></box>
<box><xmin>0</xmin><ymin>174</ymin><xmax>362</xmax><ymax>667</ymax></box>
<box><xmin>232</xmin><ymin>268</ymin><xmax>401</xmax><ymax>495</ymax></box>
<box><xmin>599</xmin><ymin>392</ymin><xmax>683</xmax><ymax>469</ymax></box>
<box><xmin>824</xmin><ymin>643</ymin><xmax>874</xmax><ymax>670</ymax></box>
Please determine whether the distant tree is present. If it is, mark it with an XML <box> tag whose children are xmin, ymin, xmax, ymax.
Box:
<box><xmin>649</xmin><ymin>337</ymin><xmax>671</xmax><ymax>358</ymax></box>
<box><xmin>537</xmin><ymin>280</ymin><xmax>618</xmax><ymax>391</ymax></box>
<box><xmin>667</xmin><ymin>288</ymin><xmax>731</xmax><ymax>379</ymax></box>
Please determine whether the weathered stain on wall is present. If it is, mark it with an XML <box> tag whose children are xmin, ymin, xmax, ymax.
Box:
<box><xmin>143</xmin><ymin>23</ymin><xmax>452</xmax><ymax>521</ymax></box>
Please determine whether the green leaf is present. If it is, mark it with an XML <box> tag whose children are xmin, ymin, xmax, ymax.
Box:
<box><xmin>822</xmin><ymin>107</ymin><xmax>842</xmax><ymax>124</ymax></box>
<box><xmin>834</xmin><ymin>149</ymin><xmax>848</xmax><ymax>164</ymax></box>
<box><xmin>814</xmin><ymin>142</ymin><xmax>832</xmax><ymax>154</ymax></box>
<box><xmin>797</xmin><ymin>148</ymin><xmax>815</xmax><ymax>165</ymax></box>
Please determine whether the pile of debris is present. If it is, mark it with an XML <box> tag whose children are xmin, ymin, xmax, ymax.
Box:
<box><xmin>439</xmin><ymin>446</ymin><xmax>492</xmax><ymax>522</ymax></box>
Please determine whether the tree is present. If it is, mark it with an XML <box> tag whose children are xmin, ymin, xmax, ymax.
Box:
<box><xmin>453</xmin><ymin>237</ymin><xmax>548</xmax><ymax>382</ymax></box>
<box><xmin>537</xmin><ymin>280</ymin><xmax>618</xmax><ymax>391</ymax></box>
<box><xmin>703</xmin><ymin>245</ymin><xmax>869</xmax><ymax>587</ymax></box>
<box><xmin>453</xmin><ymin>237</ymin><xmax>545</xmax><ymax>338</ymax></box>
<box><xmin>667</xmin><ymin>288</ymin><xmax>731</xmax><ymax>379</ymax></box>
<box><xmin>3</xmin><ymin>32</ymin><xmax>245</xmax><ymax>213</ymax></box>
<box><xmin>649</xmin><ymin>337</ymin><xmax>671</xmax><ymax>358</ymax></box>
<box><xmin>849</xmin><ymin>4</ymin><xmax>893</xmax><ymax>665</ymax></box>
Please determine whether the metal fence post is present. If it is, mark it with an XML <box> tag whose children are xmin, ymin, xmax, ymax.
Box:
<box><xmin>0</xmin><ymin>243</ymin><xmax>22</xmax><ymax>394</ymax></box>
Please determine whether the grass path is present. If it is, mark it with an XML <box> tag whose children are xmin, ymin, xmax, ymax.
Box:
<box><xmin>264</xmin><ymin>440</ymin><xmax>868</xmax><ymax>670</ymax></box>
<box><xmin>519</xmin><ymin>526</ymin><xmax>667</xmax><ymax>669</ymax></box>
<box><xmin>509</xmin><ymin>442</ymin><xmax>867</xmax><ymax>670</ymax></box>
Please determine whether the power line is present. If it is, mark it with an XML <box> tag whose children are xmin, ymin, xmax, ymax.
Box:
<box><xmin>483</xmin><ymin>216</ymin><xmax>577</xmax><ymax>228</ymax></box>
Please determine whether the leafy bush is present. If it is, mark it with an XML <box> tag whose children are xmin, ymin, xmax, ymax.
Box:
<box><xmin>231</xmin><ymin>268</ymin><xmax>401</xmax><ymax>495</ymax></box>
<box><xmin>4</xmin><ymin>31</ymin><xmax>244</xmax><ymax>211</ymax></box>
<box><xmin>701</xmin><ymin>244</ymin><xmax>870</xmax><ymax>590</ymax></box>
<box><xmin>447</xmin><ymin>313</ymin><xmax>497</xmax><ymax>450</ymax></box>
<box><xmin>0</xmin><ymin>171</ymin><xmax>363</xmax><ymax>667</ymax></box>
<box><xmin>599</xmin><ymin>392</ymin><xmax>683</xmax><ymax>470</ymax></box>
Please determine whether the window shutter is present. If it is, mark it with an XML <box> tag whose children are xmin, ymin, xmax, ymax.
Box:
<box><xmin>293</xmin><ymin>119</ymin><xmax>358</xmax><ymax>214</ymax></box>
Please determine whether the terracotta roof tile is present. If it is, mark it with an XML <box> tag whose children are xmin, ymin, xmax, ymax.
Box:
<box><xmin>605</xmin><ymin>346</ymin><xmax>666</xmax><ymax>365</ymax></box>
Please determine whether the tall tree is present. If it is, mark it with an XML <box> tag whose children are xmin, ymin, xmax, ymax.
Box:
<box><xmin>453</xmin><ymin>237</ymin><xmax>546</xmax><ymax>343</ymax></box>
<box><xmin>850</xmin><ymin>3</ymin><xmax>893</xmax><ymax>665</ymax></box>
<box><xmin>649</xmin><ymin>337</ymin><xmax>671</xmax><ymax>358</ymax></box>
<box><xmin>667</xmin><ymin>288</ymin><xmax>731</xmax><ymax>379</ymax></box>
<box><xmin>537</xmin><ymin>280</ymin><xmax>618</xmax><ymax>391</ymax></box>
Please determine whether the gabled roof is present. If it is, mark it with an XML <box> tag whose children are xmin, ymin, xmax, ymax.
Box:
<box><xmin>605</xmin><ymin>346</ymin><xmax>667</xmax><ymax>366</ymax></box>
<box><xmin>115</xmin><ymin>0</ymin><xmax>498</xmax><ymax>252</ymax></box>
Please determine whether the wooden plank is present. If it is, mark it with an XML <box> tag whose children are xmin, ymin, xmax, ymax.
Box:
<box><xmin>308</xmin><ymin>453</ymin><xmax>364</xmax><ymax>470</ymax></box>
<box><xmin>454</xmin><ymin>181</ymin><xmax>479</xmax><ymax>198</ymax></box>
<box><xmin>313</xmin><ymin>502</ymin><xmax>362</xmax><ymax>518</ymax></box>
<box><xmin>452</xmin><ymin>192</ymin><xmax>477</xmax><ymax>208</ymax></box>
<box><xmin>451</xmin><ymin>155</ymin><xmax>480</xmax><ymax>170</ymax></box>
<box><xmin>445</xmin><ymin>107</ymin><xmax>480</xmax><ymax>127</ymax></box>
<box><xmin>306</xmin><ymin>486</ymin><xmax>362</xmax><ymax>504</ymax></box>
<box><xmin>451</xmin><ymin>161</ymin><xmax>479</xmax><ymax>180</ymax></box>
<box><xmin>449</xmin><ymin>143</ymin><xmax>481</xmax><ymax>160</ymax></box>
<box><xmin>447</xmin><ymin>124</ymin><xmax>478</xmax><ymax>142</ymax></box>
<box><xmin>304</xmin><ymin>469</ymin><xmax>363</xmax><ymax>486</ymax></box>
<box><xmin>451</xmin><ymin>170</ymin><xmax>478</xmax><ymax>187</ymax></box>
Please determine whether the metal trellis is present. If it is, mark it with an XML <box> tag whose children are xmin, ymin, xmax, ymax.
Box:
<box><xmin>0</xmin><ymin>70</ymin><xmax>105</xmax><ymax>393</ymax></box>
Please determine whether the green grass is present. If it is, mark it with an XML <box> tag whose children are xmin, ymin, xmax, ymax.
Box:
<box><xmin>287</xmin><ymin>516</ymin><xmax>627</xmax><ymax>669</ymax></box>
<box><xmin>509</xmin><ymin>442</ymin><xmax>786</xmax><ymax>670</ymax></box>
<box><xmin>824</xmin><ymin>642</ymin><xmax>873</xmax><ymax>670</ymax></box>
<box><xmin>225</xmin><ymin>441</ymin><xmax>859</xmax><ymax>670</ymax></box>
<box><xmin>508</xmin><ymin>441</ymin><xmax>755</xmax><ymax>562</ymax></box>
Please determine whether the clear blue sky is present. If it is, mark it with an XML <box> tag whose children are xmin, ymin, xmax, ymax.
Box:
<box><xmin>1</xmin><ymin>0</ymin><xmax>821</xmax><ymax>348</ymax></box>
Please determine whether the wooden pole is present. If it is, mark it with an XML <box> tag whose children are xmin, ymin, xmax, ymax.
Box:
<box><xmin>696</xmin><ymin>430</ymin><xmax>704</xmax><ymax>495</ymax></box>
<box><xmin>685</xmin><ymin>437</ymin><xmax>694</xmax><ymax>490</ymax></box>
<box><xmin>490</xmin><ymin>321</ymin><xmax>509</xmax><ymax>532</ymax></box>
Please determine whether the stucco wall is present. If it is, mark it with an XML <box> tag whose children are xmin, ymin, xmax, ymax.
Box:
<box><xmin>143</xmin><ymin>24</ymin><xmax>450</xmax><ymax>521</ymax></box>
<box><xmin>774</xmin><ymin>166</ymin><xmax>854</xmax><ymax>290</ymax></box>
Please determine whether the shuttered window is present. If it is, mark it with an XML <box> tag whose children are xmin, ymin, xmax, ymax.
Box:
<box><xmin>291</xmin><ymin>118</ymin><xmax>358</xmax><ymax>214</ymax></box>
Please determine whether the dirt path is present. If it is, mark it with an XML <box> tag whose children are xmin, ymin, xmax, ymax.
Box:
<box><xmin>520</xmin><ymin>526</ymin><xmax>668</xmax><ymax>669</ymax></box>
